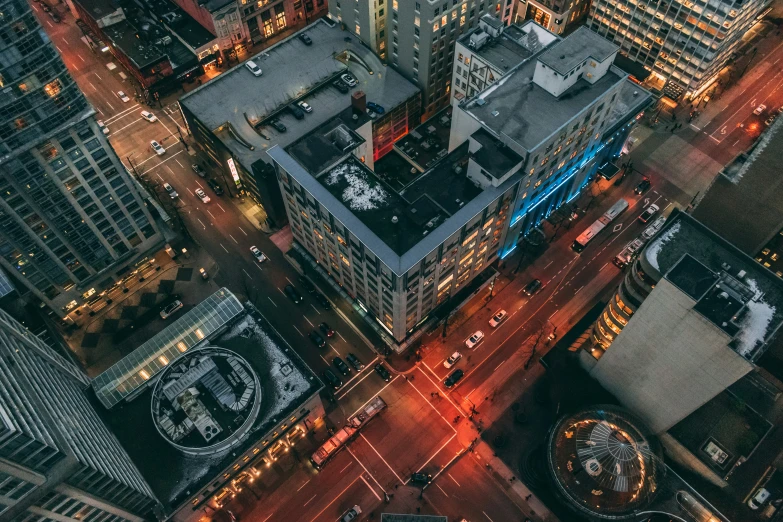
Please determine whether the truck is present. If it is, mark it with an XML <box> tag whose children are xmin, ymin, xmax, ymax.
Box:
<box><xmin>310</xmin><ymin>396</ymin><xmax>386</xmax><ymax>470</ymax></box>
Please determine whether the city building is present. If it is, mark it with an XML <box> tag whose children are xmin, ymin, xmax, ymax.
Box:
<box><xmin>586</xmin><ymin>0</ymin><xmax>768</xmax><ymax>99</ymax></box>
<box><xmin>92</xmin><ymin>288</ymin><xmax>325</xmax><ymax>521</ymax></box>
<box><xmin>514</xmin><ymin>0</ymin><xmax>591</xmax><ymax>35</ymax></box>
<box><xmin>146</xmin><ymin>0</ymin><xmax>223</xmax><ymax>69</ymax></box>
<box><xmin>329</xmin><ymin>0</ymin><xmax>500</xmax><ymax>120</ymax></box>
<box><xmin>0</xmin><ymin>0</ymin><xmax>164</xmax><ymax>321</ymax></box>
<box><xmin>0</xmin><ymin>307</ymin><xmax>158</xmax><ymax>520</ymax></box>
<box><xmin>269</xmin><ymin>26</ymin><xmax>649</xmax><ymax>348</ymax></box>
<box><xmin>241</xmin><ymin>0</ymin><xmax>328</xmax><ymax>46</ymax></box>
<box><xmin>164</xmin><ymin>0</ymin><xmax>249</xmax><ymax>63</ymax></box>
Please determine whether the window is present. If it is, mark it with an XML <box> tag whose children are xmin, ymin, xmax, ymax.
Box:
<box><xmin>393</xmin><ymin>0</ymin><xmax>398</xmax><ymax>8</ymax></box>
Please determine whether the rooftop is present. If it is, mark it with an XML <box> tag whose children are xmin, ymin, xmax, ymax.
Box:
<box><xmin>458</xmin><ymin>20</ymin><xmax>555</xmax><ymax>73</ymax></box>
<box><xmin>395</xmin><ymin>106</ymin><xmax>453</xmax><ymax>171</ymax></box>
<box><xmin>147</xmin><ymin>0</ymin><xmax>215</xmax><ymax>49</ymax></box>
<box><xmin>642</xmin><ymin>210</ymin><xmax>783</xmax><ymax>361</ymax></box>
<box><xmin>538</xmin><ymin>26</ymin><xmax>619</xmax><ymax>76</ymax></box>
<box><xmin>470</xmin><ymin>127</ymin><xmax>523</xmax><ymax>179</ymax></box>
<box><xmin>180</xmin><ymin>19</ymin><xmax>420</xmax><ymax>171</ymax></box>
<box><xmin>286</xmin><ymin>109</ymin><xmax>369</xmax><ymax>175</ymax></box>
<box><xmin>101</xmin><ymin>18</ymin><xmax>195</xmax><ymax>69</ymax></box>
<box><xmin>98</xmin><ymin>306</ymin><xmax>321</xmax><ymax>515</ymax></box>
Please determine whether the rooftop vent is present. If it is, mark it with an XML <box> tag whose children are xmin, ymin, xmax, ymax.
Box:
<box><xmin>738</xmin><ymin>270</ymin><xmax>747</xmax><ymax>279</ymax></box>
<box><xmin>330</xmin><ymin>126</ymin><xmax>355</xmax><ymax>152</ymax></box>
<box><xmin>469</xmin><ymin>30</ymin><xmax>490</xmax><ymax>51</ymax></box>
<box><xmin>391</xmin><ymin>216</ymin><xmax>398</xmax><ymax>223</ymax></box>
<box><xmin>475</xmin><ymin>98</ymin><xmax>487</xmax><ymax>106</ymax></box>
<box><xmin>491</xmin><ymin>110</ymin><xmax>500</xmax><ymax>117</ymax></box>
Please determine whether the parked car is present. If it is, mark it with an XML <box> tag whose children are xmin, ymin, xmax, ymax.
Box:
<box><xmin>754</xmin><ymin>103</ymin><xmax>767</xmax><ymax>115</ymax></box>
<box><xmin>410</xmin><ymin>472</ymin><xmax>432</xmax><ymax>485</ymax></box>
<box><xmin>319</xmin><ymin>322</ymin><xmax>334</xmax><ymax>337</ymax></box>
<box><xmin>523</xmin><ymin>279</ymin><xmax>542</xmax><ymax>296</ymax></box>
<box><xmin>245</xmin><ymin>59</ymin><xmax>262</xmax><ymax>76</ymax></box>
<box><xmin>160</xmin><ymin>300</ymin><xmax>183</xmax><ymax>319</ymax></box>
<box><xmin>117</xmin><ymin>90</ymin><xmax>130</xmax><ymax>102</ymax></box>
<box><xmin>340</xmin><ymin>72</ymin><xmax>358</xmax><ymax>86</ymax></box>
<box><xmin>637</xmin><ymin>203</ymin><xmax>659</xmax><ymax>224</ymax></box>
<box><xmin>270</xmin><ymin>119</ymin><xmax>286</xmax><ymax>132</ymax></box>
<box><xmin>444</xmin><ymin>369</ymin><xmax>464</xmax><ymax>388</ymax></box>
<box><xmin>333</xmin><ymin>357</ymin><xmax>351</xmax><ymax>376</ymax></box>
<box><xmin>299</xmin><ymin>33</ymin><xmax>313</xmax><ymax>45</ymax></box>
<box><xmin>489</xmin><ymin>309</ymin><xmax>507</xmax><ymax>327</ymax></box>
<box><xmin>199</xmin><ymin>267</ymin><xmax>208</xmax><ymax>280</ymax></box>
<box><xmin>341</xmin><ymin>506</ymin><xmax>362</xmax><ymax>522</ymax></box>
<box><xmin>250</xmin><ymin>246</ymin><xmax>267</xmax><ymax>263</ymax></box>
<box><xmin>333</xmin><ymin>80</ymin><xmax>349</xmax><ymax>93</ymax></box>
<box><xmin>163</xmin><ymin>182</ymin><xmax>178</xmax><ymax>199</ymax></box>
<box><xmin>367</xmin><ymin>101</ymin><xmax>385</xmax><ymax>115</ymax></box>
<box><xmin>195</xmin><ymin>188</ymin><xmax>210</xmax><ymax>203</ymax></box>
<box><xmin>298</xmin><ymin>101</ymin><xmax>313</xmax><ymax>113</ymax></box>
<box><xmin>48</xmin><ymin>12</ymin><xmax>61</xmax><ymax>22</ymax></box>
<box><xmin>207</xmin><ymin>178</ymin><xmax>224</xmax><ymax>195</ymax></box>
<box><xmin>97</xmin><ymin>120</ymin><xmax>109</xmax><ymax>135</ymax></box>
<box><xmin>374</xmin><ymin>363</ymin><xmax>391</xmax><ymax>382</ymax></box>
<box><xmin>150</xmin><ymin>140</ymin><xmax>165</xmax><ymax>156</ymax></box>
<box><xmin>443</xmin><ymin>351</ymin><xmax>462</xmax><ymax>369</ymax></box>
<box><xmin>309</xmin><ymin>331</ymin><xmax>326</xmax><ymax>348</ymax></box>
<box><xmin>298</xmin><ymin>276</ymin><xmax>316</xmax><ymax>293</ymax></box>
<box><xmin>765</xmin><ymin>114</ymin><xmax>777</xmax><ymax>126</ymax></box>
<box><xmin>634</xmin><ymin>177</ymin><xmax>652</xmax><ymax>195</ymax></box>
<box><xmin>284</xmin><ymin>284</ymin><xmax>303</xmax><ymax>304</ymax></box>
<box><xmin>748</xmin><ymin>487</ymin><xmax>771</xmax><ymax>510</ymax></box>
<box><xmin>346</xmin><ymin>353</ymin><xmax>364</xmax><ymax>371</ymax></box>
<box><xmin>191</xmin><ymin>164</ymin><xmax>206</xmax><ymax>177</ymax></box>
<box><xmin>322</xmin><ymin>369</ymin><xmax>342</xmax><ymax>389</ymax></box>
<box><xmin>140</xmin><ymin>110</ymin><xmax>157</xmax><ymax>122</ymax></box>
<box><xmin>465</xmin><ymin>331</ymin><xmax>484</xmax><ymax>349</ymax></box>
<box><xmin>314</xmin><ymin>292</ymin><xmax>331</xmax><ymax>310</ymax></box>
<box><xmin>289</xmin><ymin>104</ymin><xmax>305</xmax><ymax>120</ymax></box>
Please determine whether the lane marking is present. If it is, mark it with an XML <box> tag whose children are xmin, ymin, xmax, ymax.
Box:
<box><xmin>416</xmin><ymin>433</ymin><xmax>457</xmax><ymax>473</ymax></box>
<box><xmin>406</xmin><ymin>372</ymin><xmax>457</xmax><ymax>433</ymax></box>
<box><xmin>483</xmin><ymin>511</ymin><xmax>495</xmax><ymax>522</ymax></box>
<box><xmin>242</xmin><ymin>269</ymin><xmax>252</xmax><ymax>279</ymax></box>
<box><xmin>176</xmin><ymin>159</ymin><xmax>184</xmax><ymax>169</ymax></box>
<box><xmin>293</xmin><ymin>325</ymin><xmax>304</xmax><ymax>337</ymax></box>
<box><xmin>197</xmin><ymin>218</ymin><xmax>207</xmax><ymax>230</ymax></box>
<box><xmin>494</xmin><ymin>360</ymin><xmax>505</xmax><ymax>372</ymax></box>
<box><xmin>296</xmin><ymin>480</ymin><xmax>310</xmax><ymax>492</ymax></box>
<box><xmin>311</xmin><ymin>304</ymin><xmax>321</xmax><ymax>315</ymax></box>
<box><xmin>336</xmin><ymin>362</ymin><xmax>379</xmax><ymax>400</ymax></box>
<box><xmin>207</xmin><ymin>210</ymin><xmax>216</xmax><ymax>220</ymax></box>
<box><xmin>346</xmin><ymin>376</ymin><xmax>399</xmax><ymax>419</ymax></box>
<box><xmin>304</xmin><ymin>317</ymin><xmax>314</xmax><ymax>327</ymax></box>
<box><xmin>448</xmin><ymin>473</ymin><xmax>461</xmax><ymax>487</ymax></box>
<box><xmin>436</xmin><ymin>484</ymin><xmax>449</xmax><ymax>497</ymax></box>
<box><xmin>338</xmin><ymin>331</ymin><xmax>347</xmax><ymax>342</ymax></box>
<box><xmin>267</xmin><ymin>296</ymin><xmax>277</xmax><ymax>307</ymax></box>
<box><xmin>361</xmin><ymin>476</ymin><xmax>382</xmax><ymax>501</ymax></box>
<box><xmin>238</xmin><ymin>225</ymin><xmax>248</xmax><ymax>235</ymax></box>
<box><xmin>346</xmin><ymin>447</ymin><xmax>386</xmax><ymax>493</ymax></box>
<box><xmin>359</xmin><ymin>433</ymin><xmax>404</xmax><ymax>484</ymax></box>
<box><xmin>220</xmin><ymin>243</ymin><xmax>228</xmax><ymax>253</ymax></box>
<box><xmin>307</xmin><ymin>474</ymin><xmax>363</xmax><ymax>522</ymax></box>
<box><xmin>339</xmin><ymin>462</ymin><xmax>352</xmax><ymax>473</ymax></box>
<box><xmin>217</xmin><ymin>203</ymin><xmax>226</xmax><ymax>213</ymax></box>
<box><xmin>229</xmin><ymin>234</ymin><xmax>238</xmax><ymax>244</ymax></box>
<box><xmin>302</xmin><ymin>494</ymin><xmax>317</xmax><ymax>507</ymax></box>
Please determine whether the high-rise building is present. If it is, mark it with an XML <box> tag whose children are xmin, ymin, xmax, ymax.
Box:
<box><xmin>329</xmin><ymin>0</ymin><xmax>499</xmax><ymax>120</ymax></box>
<box><xmin>0</xmin><ymin>307</ymin><xmax>157</xmax><ymax>520</ymax></box>
<box><xmin>0</xmin><ymin>0</ymin><xmax>163</xmax><ymax>320</ymax></box>
<box><xmin>586</xmin><ymin>0</ymin><xmax>768</xmax><ymax>99</ymax></box>
<box><xmin>514</xmin><ymin>0</ymin><xmax>591</xmax><ymax>35</ymax></box>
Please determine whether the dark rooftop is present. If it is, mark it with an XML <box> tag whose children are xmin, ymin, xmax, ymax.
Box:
<box><xmin>470</xmin><ymin>127</ymin><xmax>523</xmax><ymax>179</ymax></box>
<box><xmin>395</xmin><ymin>106</ymin><xmax>453</xmax><ymax>171</ymax></box>
<box><xmin>101</xmin><ymin>19</ymin><xmax>195</xmax><ymax>69</ymax></box>
<box><xmin>538</xmin><ymin>26</ymin><xmax>619</xmax><ymax>76</ymax></box>
<box><xmin>286</xmin><ymin>110</ymin><xmax>369</xmax><ymax>175</ymax></box>
<box><xmin>148</xmin><ymin>0</ymin><xmax>215</xmax><ymax>49</ymax></box>
<box><xmin>458</xmin><ymin>21</ymin><xmax>557</xmax><ymax>73</ymax></box>
<box><xmin>74</xmin><ymin>0</ymin><xmax>121</xmax><ymax>19</ymax></box>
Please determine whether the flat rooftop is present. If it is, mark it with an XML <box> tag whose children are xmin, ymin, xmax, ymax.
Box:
<box><xmin>102</xmin><ymin>18</ymin><xmax>195</xmax><ymax>69</ymax></box>
<box><xmin>286</xmin><ymin>108</ymin><xmax>369</xmax><ymax>175</ymax></box>
<box><xmin>642</xmin><ymin>210</ymin><xmax>783</xmax><ymax>360</ymax></box>
<box><xmin>538</xmin><ymin>26</ymin><xmax>619</xmax><ymax>76</ymax></box>
<box><xmin>180</xmin><ymin>19</ymin><xmax>420</xmax><ymax>171</ymax></box>
<box><xmin>458</xmin><ymin>20</ymin><xmax>556</xmax><ymax>73</ymax></box>
<box><xmin>148</xmin><ymin>0</ymin><xmax>215</xmax><ymax>49</ymax></box>
<box><xmin>97</xmin><ymin>307</ymin><xmax>321</xmax><ymax>516</ymax></box>
<box><xmin>470</xmin><ymin>127</ymin><xmax>523</xmax><ymax>179</ymax></box>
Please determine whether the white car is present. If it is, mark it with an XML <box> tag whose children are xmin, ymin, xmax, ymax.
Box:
<box><xmin>195</xmin><ymin>188</ymin><xmax>210</xmax><ymax>203</ymax></box>
<box><xmin>465</xmin><ymin>330</ymin><xmax>484</xmax><ymax>349</ymax></box>
<box><xmin>250</xmin><ymin>246</ymin><xmax>267</xmax><ymax>262</ymax></box>
<box><xmin>160</xmin><ymin>300</ymin><xmax>183</xmax><ymax>319</ymax></box>
<box><xmin>754</xmin><ymin>104</ymin><xmax>767</xmax><ymax>115</ymax></box>
<box><xmin>245</xmin><ymin>60</ymin><xmax>262</xmax><ymax>76</ymax></box>
<box><xmin>340</xmin><ymin>72</ymin><xmax>358</xmax><ymax>86</ymax></box>
<box><xmin>97</xmin><ymin>120</ymin><xmax>109</xmax><ymax>135</ymax></box>
<box><xmin>140</xmin><ymin>110</ymin><xmax>157</xmax><ymax>122</ymax></box>
<box><xmin>150</xmin><ymin>140</ymin><xmax>165</xmax><ymax>156</ymax></box>
<box><xmin>489</xmin><ymin>310</ymin><xmax>507</xmax><ymax>328</ymax></box>
<box><xmin>117</xmin><ymin>90</ymin><xmax>130</xmax><ymax>102</ymax></box>
<box><xmin>748</xmin><ymin>487</ymin><xmax>770</xmax><ymax>510</ymax></box>
<box><xmin>163</xmin><ymin>182</ymin><xmax>178</xmax><ymax>199</ymax></box>
<box><xmin>341</xmin><ymin>506</ymin><xmax>362</xmax><ymax>522</ymax></box>
<box><xmin>298</xmin><ymin>101</ymin><xmax>313</xmax><ymax>113</ymax></box>
<box><xmin>443</xmin><ymin>351</ymin><xmax>462</xmax><ymax>369</ymax></box>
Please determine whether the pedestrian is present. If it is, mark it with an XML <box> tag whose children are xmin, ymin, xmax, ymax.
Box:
<box><xmin>525</xmin><ymin>494</ymin><xmax>532</xmax><ymax>501</ymax></box>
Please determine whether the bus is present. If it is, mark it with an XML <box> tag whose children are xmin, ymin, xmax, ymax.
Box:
<box><xmin>572</xmin><ymin>198</ymin><xmax>629</xmax><ymax>253</ymax></box>
<box><xmin>310</xmin><ymin>396</ymin><xmax>386</xmax><ymax>470</ymax></box>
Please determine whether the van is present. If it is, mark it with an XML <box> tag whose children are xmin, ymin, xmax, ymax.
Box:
<box><xmin>245</xmin><ymin>60</ymin><xmax>262</xmax><ymax>76</ymax></box>
<box><xmin>749</xmin><ymin>488</ymin><xmax>771</xmax><ymax>510</ymax></box>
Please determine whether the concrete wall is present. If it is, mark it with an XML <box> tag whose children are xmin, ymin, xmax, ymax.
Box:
<box><xmin>590</xmin><ymin>278</ymin><xmax>753</xmax><ymax>433</ymax></box>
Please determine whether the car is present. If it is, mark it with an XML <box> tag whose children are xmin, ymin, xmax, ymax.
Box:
<box><xmin>489</xmin><ymin>310</ymin><xmax>507</xmax><ymax>327</ymax></box>
<box><xmin>322</xmin><ymin>369</ymin><xmax>342</xmax><ymax>389</ymax></box>
<box><xmin>298</xmin><ymin>101</ymin><xmax>313</xmax><ymax>113</ymax></box>
<box><xmin>444</xmin><ymin>369</ymin><xmax>464</xmax><ymax>388</ymax></box>
<box><xmin>465</xmin><ymin>331</ymin><xmax>484</xmax><ymax>349</ymax></box>
<box><xmin>207</xmin><ymin>178</ymin><xmax>224</xmax><ymax>195</ymax></box>
<box><xmin>298</xmin><ymin>276</ymin><xmax>316</xmax><ymax>293</ymax></box>
<box><xmin>641</xmin><ymin>215</ymin><xmax>667</xmax><ymax>241</ymax></box>
<box><xmin>245</xmin><ymin>60</ymin><xmax>262</xmax><ymax>76</ymax></box>
<box><xmin>637</xmin><ymin>203</ymin><xmax>659</xmax><ymax>224</ymax></box>
<box><xmin>160</xmin><ymin>300</ymin><xmax>183</xmax><ymax>319</ymax></box>
<box><xmin>309</xmin><ymin>331</ymin><xmax>326</xmax><ymax>348</ymax></box>
<box><xmin>250</xmin><ymin>246</ymin><xmax>267</xmax><ymax>263</ymax></box>
<box><xmin>117</xmin><ymin>91</ymin><xmax>130</xmax><ymax>102</ymax></box>
<box><xmin>41</xmin><ymin>4</ymin><xmax>51</xmax><ymax>11</ymax></box>
<box><xmin>48</xmin><ymin>12</ymin><xmax>61</xmax><ymax>22</ymax></box>
<box><xmin>346</xmin><ymin>353</ymin><xmax>364</xmax><ymax>371</ymax></box>
<box><xmin>199</xmin><ymin>267</ymin><xmax>209</xmax><ymax>279</ymax></box>
<box><xmin>313</xmin><ymin>292</ymin><xmax>331</xmax><ymax>309</ymax></box>
<box><xmin>340</xmin><ymin>73</ymin><xmax>358</xmax><ymax>87</ymax></box>
<box><xmin>191</xmin><ymin>164</ymin><xmax>206</xmax><ymax>177</ymax></box>
<box><xmin>195</xmin><ymin>188</ymin><xmax>210</xmax><ymax>203</ymax></box>
<box><xmin>140</xmin><ymin>110</ymin><xmax>157</xmax><ymax>122</ymax></box>
<box><xmin>410</xmin><ymin>472</ymin><xmax>432</xmax><ymax>485</ymax></box>
<box><xmin>150</xmin><ymin>140</ymin><xmax>165</xmax><ymax>156</ymax></box>
<box><xmin>754</xmin><ymin>103</ymin><xmax>767</xmax><ymax>115</ymax></box>
<box><xmin>634</xmin><ymin>177</ymin><xmax>652</xmax><ymax>195</ymax></box>
<box><xmin>366</xmin><ymin>101</ymin><xmax>385</xmax><ymax>115</ymax></box>
<box><xmin>333</xmin><ymin>357</ymin><xmax>351</xmax><ymax>376</ymax></box>
<box><xmin>766</xmin><ymin>115</ymin><xmax>777</xmax><ymax>126</ymax></box>
<box><xmin>443</xmin><ymin>351</ymin><xmax>462</xmax><ymax>369</ymax></box>
<box><xmin>97</xmin><ymin>120</ymin><xmax>109</xmax><ymax>135</ymax></box>
<box><xmin>299</xmin><ymin>33</ymin><xmax>313</xmax><ymax>45</ymax></box>
<box><xmin>333</xmin><ymin>80</ymin><xmax>350</xmax><ymax>93</ymax></box>
<box><xmin>289</xmin><ymin>104</ymin><xmax>305</xmax><ymax>120</ymax></box>
<box><xmin>374</xmin><ymin>363</ymin><xmax>391</xmax><ymax>382</ymax></box>
<box><xmin>163</xmin><ymin>182</ymin><xmax>178</xmax><ymax>199</ymax></box>
<box><xmin>523</xmin><ymin>279</ymin><xmax>542</xmax><ymax>296</ymax></box>
<box><xmin>284</xmin><ymin>284</ymin><xmax>303</xmax><ymax>304</ymax></box>
<box><xmin>341</xmin><ymin>506</ymin><xmax>362</xmax><ymax>522</ymax></box>
<box><xmin>270</xmin><ymin>119</ymin><xmax>286</xmax><ymax>132</ymax></box>
<box><xmin>319</xmin><ymin>322</ymin><xmax>334</xmax><ymax>337</ymax></box>
<box><xmin>748</xmin><ymin>487</ymin><xmax>771</xmax><ymax>510</ymax></box>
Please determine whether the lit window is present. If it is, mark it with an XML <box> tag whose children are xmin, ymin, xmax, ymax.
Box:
<box><xmin>393</xmin><ymin>0</ymin><xmax>398</xmax><ymax>8</ymax></box>
<box><xmin>355</xmin><ymin>24</ymin><xmax>361</xmax><ymax>34</ymax></box>
<box><xmin>158</xmin><ymin>355</ymin><xmax>169</xmax><ymax>366</ymax></box>
<box><xmin>139</xmin><ymin>370</ymin><xmax>150</xmax><ymax>380</ymax></box>
<box><xmin>43</xmin><ymin>79</ymin><xmax>62</xmax><ymax>97</ymax></box>
<box><xmin>177</xmin><ymin>341</ymin><xmax>187</xmax><ymax>352</ymax></box>
<box><xmin>195</xmin><ymin>328</ymin><xmax>205</xmax><ymax>339</ymax></box>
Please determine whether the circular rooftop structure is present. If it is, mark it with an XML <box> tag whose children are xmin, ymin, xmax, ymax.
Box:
<box><xmin>547</xmin><ymin>405</ymin><xmax>664</xmax><ymax>520</ymax></box>
<box><xmin>151</xmin><ymin>347</ymin><xmax>261</xmax><ymax>456</ymax></box>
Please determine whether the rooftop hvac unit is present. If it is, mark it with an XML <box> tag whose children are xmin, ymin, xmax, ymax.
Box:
<box><xmin>469</xmin><ymin>30</ymin><xmax>490</xmax><ymax>50</ymax></box>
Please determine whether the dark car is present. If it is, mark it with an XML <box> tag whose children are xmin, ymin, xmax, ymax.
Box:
<box><xmin>270</xmin><ymin>119</ymin><xmax>287</xmax><ymax>132</ymax></box>
<box><xmin>634</xmin><ymin>177</ymin><xmax>652</xmax><ymax>195</ymax></box>
<box><xmin>284</xmin><ymin>284</ymin><xmax>303</xmax><ymax>304</ymax></box>
<box><xmin>289</xmin><ymin>104</ymin><xmax>305</xmax><ymax>120</ymax></box>
<box><xmin>299</xmin><ymin>33</ymin><xmax>313</xmax><ymax>45</ymax></box>
<box><xmin>523</xmin><ymin>279</ymin><xmax>542</xmax><ymax>296</ymax></box>
<box><xmin>207</xmin><ymin>178</ymin><xmax>224</xmax><ymax>195</ymax></box>
<box><xmin>444</xmin><ymin>369</ymin><xmax>464</xmax><ymax>388</ymax></box>
<box><xmin>299</xmin><ymin>276</ymin><xmax>316</xmax><ymax>293</ymax></box>
<box><xmin>49</xmin><ymin>12</ymin><xmax>61</xmax><ymax>22</ymax></box>
<box><xmin>333</xmin><ymin>357</ymin><xmax>351</xmax><ymax>376</ymax></box>
<box><xmin>319</xmin><ymin>322</ymin><xmax>334</xmax><ymax>337</ymax></box>
<box><xmin>191</xmin><ymin>164</ymin><xmax>206</xmax><ymax>177</ymax></box>
<box><xmin>322</xmin><ymin>369</ymin><xmax>342</xmax><ymax>389</ymax></box>
<box><xmin>314</xmin><ymin>292</ymin><xmax>331</xmax><ymax>310</ymax></box>
<box><xmin>309</xmin><ymin>330</ymin><xmax>326</xmax><ymax>348</ymax></box>
<box><xmin>367</xmin><ymin>101</ymin><xmax>385</xmax><ymax>115</ymax></box>
<box><xmin>346</xmin><ymin>353</ymin><xmax>364</xmax><ymax>371</ymax></box>
<box><xmin>374</xmin><ymin>363</ymin><xmax>391</xmax><ymax>382</ymax></box>
<box><xmin>410</xmin><ymin>472</ymin><xmax>432</xmax><ymax>485</ymax></box>
<box><xmin>333</xmin><ymin>80</ymin><xmax>350</xmax><ymax>94</ymax></box>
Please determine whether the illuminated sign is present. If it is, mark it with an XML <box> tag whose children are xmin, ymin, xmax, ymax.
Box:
<box><xmin>227</xmin><ymin>158</ymin><xmax>240</xmax><ymax>183</ymax></box>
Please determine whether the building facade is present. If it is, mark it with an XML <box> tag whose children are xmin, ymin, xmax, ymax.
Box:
<box><xmin>0</xmin><ymin>0</ymin><xmax>164</xmax><ymax>320</ymax></box>
<box><xmin>241</xmin><ymin>0</ymin><xmax>329</xmax><ymax>45</ymax></box>
<box><xmin>587</xmin><ymin>0</ymin><xmax>768</xmax><ymax>99</ymax></box>
<box><xmin>515</xmin><ymin>0</ymin><xmax>590</xmax><ymax>35</ymax></box>
<box><xmin>0</xmin><ymin>308</ymin><xmax>158</xmax><ymax>521</ymax></box>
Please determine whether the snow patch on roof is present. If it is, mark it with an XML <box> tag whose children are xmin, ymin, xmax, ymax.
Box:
<box><xmin>645</xmin><ymin>222</ymin><xmax>680</xmax><ymax>271</ymax></box>
<box><xmin>736</xmin><ymin>278</ymin><xmax>777</xmax><ymax>358</ymax></box>
<box><xmin>325</xmin><ymin>162</ymin><xmax>389</xmax><ymax>211</ymax></box>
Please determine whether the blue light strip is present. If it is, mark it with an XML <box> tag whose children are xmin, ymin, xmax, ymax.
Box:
<box><xmin>500</xmin><ymin>244</ymin><xmax>517</xmax><ymax>259</ymax></box>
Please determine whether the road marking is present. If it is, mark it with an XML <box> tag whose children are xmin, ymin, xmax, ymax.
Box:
<box><xmin>347</xmin><ymin>376</ymin><xmax>399</xmax><ymax>419</ymax></box>
<box><xmin>419</xmin><ymin>363</ymin><xmax>466</xmax><ymax>414</ymax></box>
<box><xmin>195</xmin><ymin>181</ymin><xmax>204</xmax><ymax>189</ymax></box>
<box><xmin>176</xmin><ymin>159</ymin><xmax>184</xmax><ymax>169</ymax></box>
<box><xmin>307</xmin><ymin>474</ymin><xmax>363</xmax><ymax>522</ymax></box>
<box><xmin>255</xmin><ymin>262</ymin><xmax>264</xmax><ymax>272</ymax></box>
<box><xmin>135</xmin><ymin>148</ymin><xmax>184</xmax><ymax>169</ymax></box>
<box><xmin>733</xmin><ymin>139</ymin><xmax>740</xmax><ymax>147</ymax></box>
<box><xmin>94</xmin><ymin>72</ymin><xmax>102</xmax><ymax>80</ymax></box>
<box><xmin>293</xmin><ymin>325</ymin><xmax>304</xmax><ymax>337</ymax></box>
<box><xmin>574</xmin><ymin>285</ymin><xmax>584</xmax><ymax>295</ymax></box>
<box><xmin>689</xmin><ymin>124</ymin><xmax>701</xmax><ymax>131</ymax></box>
<box><xmin>346</xmin><ymin>447</ymin><xmax>387</xmax><ymax>493</ymax></box>
<box><xmin>331</xmin><ymin>344</ymin><xmax>341</xmax><ymax>357</ymax></box>
<box><xmin>106</xmin><ymin>101</ymin><xmax>114</xmax><ymax>111</ymax></box>
<box><xmin>197</xmin><ymin>218</ymin><xmax>207</xmax><ymax>230</ymax></box>
<box><xmin>296</xmin><ymin>480</ymin><xmax>310</xmax><ymax>492</ymax></box>
<box><xmin>339</xmin><ymin>462</ymin><xmax>352</xmax><ymax>473</ymax></box>
<box><xmin>600</xmin><ymin>262</ymin><xmax>608</xmax><ymax>271</ymax></box>
<box><xmin>78</xmin><ymin>54</ymin><xmax>85</xmax><ymax>62</ymax></box>
<box><xmin>361</xmin><ymin>476</ymin><xmax>382</xmax><ymax>501</ymax></box>
<box><xmin>220</xmin><ymin>243</ymin><xmax>228</xmax><ymax>253</ymax></box>
<box><xmin>47</xmin><ymin>20</ymin><xmax>52</xmax><ymax>28</ymax></box>
<box><xmin>416</xmin><ymin>433</ymin><xmax>457</xmax><ymax>473</ymax></box>
<box><xmin>311</xmin><ymin>304</ymin><xmax>320</xmax><ymax>315</ymax></box>
<box><xmin>483</xmin><ymin>511</ymin><xmax>495</xmax><ymax>522</ymax></box>
<box><xmin>104</xmin><ymin>103</ymin><xmax>141</xmax><ymax>124</ymax></box>
<box><xmin>56</xmin><ymin>45</ymin><xmax>63</xmax><ymax>52</ymax></box>
<box><xmin>207</xmin><ymin>210</ymin><xmax>216</xmax><ymax>220</ymax></box>
<box><xmin>302</xmin><ymin>494</ymin><xmax>317</xmax><ymax>507</ymax></box>
<box><xmin>229</xmin><ymin>234</ymin><xmax>238</xmax><ymax>244</ymax></box>
<box><xmin>336</xmin><ymin>362</ymin><xmax>378</xmax><ymax>400</ymax></box>
<box><xmin>435</xmin><ymin>484</ymin><xmax>449</xmax><ymax>497</ymax></box>
<box><xmin>544</xmin><ymin>260</ymin><xmax>553</xmax><ymax>269</ymax></box>
<box><xmin>494</xmin><ymin>360</ymin><xmax>505</xmax><ymax>372</ymax></box>
<box><xmin>548</xmin><ymin>309</ymin><xmax>558</xmax><ymax>320</ymax></box>
<box><xmin>156</xmin><ymin>173</ymin><xmax>164</xmax><ymax>181</ymax></box>
<box><xmin>238</xmin><ymin>225</ymin><xmax>247</xmax><ymax>235</ymax></box>
<box><xmin>448</xmin><ymin>473</ymin><xmax>461</xmax><ymax>487</ymax></box>
<box><xmin>286</xmin><ymin>277</ymin><xmax>295</xmax><ymax>285</ymax></box>
<box><xmin>62</xmin><ymin>37</ymin><xmax>69</xmax><ymax>45</ymax></box>
<box><xmin>304</xmin><ymin>317</ymin><xmax>314</xmax><ymax>327</ymax></box>
<box><xmin>242</xmin><ymin>269</ymin><xmax>252</xmax><ymax>279</ymax></box>
<box><xmin>267</xmin><ymin>296</ymin><xmax>277</xmax><ymax>307</ymax></box>
<box><xmin>338</xmin><ymin>331</ymin><xmax>347</xmax><ymax>342</ymax></box>
<box><xmin>406</xmin><ymin>371</ymin><xmax>457</xmax><ymax>433</ymax></box>
<box><xmin>217</xmin><ymin>203</ymin><xmax>226</xmax><ymax>213</ymax></box>
<box><xmin>360</xmin><ymin>433</ymin><xmax>404</xmax><ymax>483</ymax></box>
